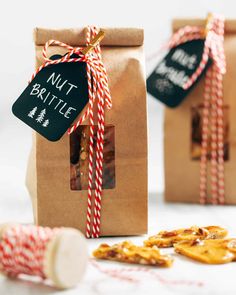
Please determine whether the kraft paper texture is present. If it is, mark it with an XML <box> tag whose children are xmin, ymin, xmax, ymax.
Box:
<box><xmin>26</xmin><ymin>27</ymin><xmax>148</xmax><ymax>236</ymax></box>
<box><xmin>164</xmin><ymin>19</ymin><xmax>236</xmax><ymax>204</ymax></box>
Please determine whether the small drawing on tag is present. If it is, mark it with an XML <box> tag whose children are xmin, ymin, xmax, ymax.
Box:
<box><xmin>28</xmin><ymin>107</ymin><xmax>38</xmax><ymax>118</ymax></box>
<box><xmin>27</xmin><ymin>107</ymin><xmax>50</xmax><ymax>128</ymax></box>
<box><xmin>42</xmin><ymin>119</ymin><xmax>49</xmax><ymax>127</ymax></box>
<box><xmin>154</xmin><ymin>78</ymin><xmax>174</xmax><ymax>95</ymax></box>
<box><xmin>35</xmin><ymin>109</ymin><xmax>46</xmax><ymax>123</ymax></box>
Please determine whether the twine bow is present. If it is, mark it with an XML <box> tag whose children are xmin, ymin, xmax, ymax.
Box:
<box><xmin>168</xmin><ymin>14</ymin><xmax>226</xmax><ymax>204</ymax></box>
<box><xmin>31</xmin><ymin>26</ymin><xmax>112</xmax><ymax>237</ymax></box>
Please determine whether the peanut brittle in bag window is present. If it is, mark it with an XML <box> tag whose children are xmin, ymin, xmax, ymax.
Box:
<box><xmin>70</xmin><ymin>125</ymin><xmax>115</xmax><ymax>190</ymax></box>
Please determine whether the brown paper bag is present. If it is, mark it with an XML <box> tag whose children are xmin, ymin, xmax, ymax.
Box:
<box><xmin>26</xmin><ymin>27</ymin><xmax>148</xmax><ymax>236</ymax></box>
<box><xmin>164</xmin><ymin>19</ymin><xmax>236</xmax><ymax>204</ymax></box>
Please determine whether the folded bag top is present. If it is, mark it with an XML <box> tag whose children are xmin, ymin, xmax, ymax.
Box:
<box><xmin>34</xmin><ymin>27</ymin><xmax>144</xmax><ymax>46</ymax></box>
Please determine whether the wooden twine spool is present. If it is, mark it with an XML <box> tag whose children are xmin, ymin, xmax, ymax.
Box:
<box><xmin>0</xmin><ymin>224</ymin><xmax>88</xmax><ymax>289</ymax></box>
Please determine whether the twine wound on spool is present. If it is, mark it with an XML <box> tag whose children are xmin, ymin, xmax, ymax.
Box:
<box><xmin>0</xmin><ymin>224</ymin><xmax>88</xmax><ymax>289</ymax></box>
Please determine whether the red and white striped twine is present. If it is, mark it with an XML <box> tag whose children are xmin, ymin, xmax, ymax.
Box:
<box><xmin>90</xmin><ymin>259</ymin><xmax>204</xmax><ymax>287</ymax></box>
<box><xmin>0</xmin><ymin>224</ymin><xmax>58</xmax><ymax>278</ymax></box>
<box><xmin>31</xmin><ymin>26</ymin><xmax>112</xmax><ymax>238</ymax></box>
<box><xmin>168</xmin><ymin>14</ymin><xmax>226</xmax><ymax>204</ymax></box>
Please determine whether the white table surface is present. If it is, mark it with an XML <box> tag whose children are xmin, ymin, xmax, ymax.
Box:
<box><xmin>0</xmin><ymin>193</ymin><xmax>236</xmax><ymax>295</ymax></box>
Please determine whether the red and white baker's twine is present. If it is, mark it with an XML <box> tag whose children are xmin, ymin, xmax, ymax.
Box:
<box><xmin>31</xmin><ymin>26</ymin><xmax>112</xmax><ymax>238</ymax></box>
<box><xmin>0</xmin><ymin>224</ymin><xmax>58</xmax><ymax>278</ymax></box>
<box><xmin>90</xmin><ymin>259</ymin><xmax>204</xmax><ymax>287</ymax></box>
<box><xmin>168</xmin><ymin>15</ymin><xmax>226</xmax><ymax>204</ymax></box>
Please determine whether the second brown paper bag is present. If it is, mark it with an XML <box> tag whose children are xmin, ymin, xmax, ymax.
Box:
<box><xmin>165</xmin><ymin>19</ymin><xmax>236</xmax><ymax>204</ymax></box>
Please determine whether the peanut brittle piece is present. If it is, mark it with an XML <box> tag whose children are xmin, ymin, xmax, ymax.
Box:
<box><xmin>144</xmin><ymin>226</ymin><xmax>227</xmax><ymax>248</ymax></box>
<box><xmin>174</xmin><ymin>238</ymin><xmax>236</xmax><ymax>264</ymax></box>
<box><xmin>93</xmin><ymin>241</ymin><xmax>173</xmax><ymax>267</ymax></box>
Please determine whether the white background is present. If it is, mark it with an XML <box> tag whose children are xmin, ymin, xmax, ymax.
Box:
<box><xmin>1</xmin><ymin>0</ymin><xmax>235</xmax><ymax>200</ymax></box>
<box><xmin>1</xmin><ymin>1</ymin><xmax>236</xmax><ymax>295</ymax></box>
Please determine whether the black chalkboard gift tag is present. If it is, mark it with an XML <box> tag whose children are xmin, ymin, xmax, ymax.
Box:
<box><xmin>12</xmin><ymin>54</ymin><xmax>89</xmax><ymax>141</ymax></box>
<box><xmin>147</xmin><ymin>40</ymin><xmax>210</xmax><ymax>108</ymax></box>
